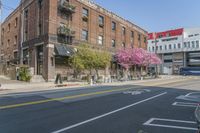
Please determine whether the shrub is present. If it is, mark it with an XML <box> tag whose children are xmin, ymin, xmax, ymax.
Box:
<box><xmin>19</xmin><ymin>67</ymin><xmax>31</xmax><ymax>82</ymax></box>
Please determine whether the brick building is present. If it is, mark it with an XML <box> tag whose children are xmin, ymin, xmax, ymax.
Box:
<box><xmin>1</xmin><ymin>0</ymin><xmax>148</xmax><ymax>81</ymax></box>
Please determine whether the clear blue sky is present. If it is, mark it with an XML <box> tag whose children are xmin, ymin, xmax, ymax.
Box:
<box><xmin>2</xmin><ymin>0</ymin><xmax>200</xmax><ymax>32</ymax></box>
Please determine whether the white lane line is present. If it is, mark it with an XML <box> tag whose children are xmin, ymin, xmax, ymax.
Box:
<box><xmin>186</xmin><ymin>92</ymin><xmax>200</xmax><ymax>97</ymax></box>
<box><xmin>143</xmin><ymin>118</ymin><xmax>197</xmax><ymax>131</ymax></box>
<box><xmin>51</xmin><ymin>92</ymin><xmax>167</xmax><ymax>133</ymax></box>
<box><xmin>172</xmin><ymin>102</ymin><xmax>198</xmax><ymax>107</ymax></box>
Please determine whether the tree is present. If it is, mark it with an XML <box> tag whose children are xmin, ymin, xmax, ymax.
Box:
<box><xmin>116</xmin><ymin>48</ymin><xmax>162</xmax><ymax>78</ymax></box>
<box><xmin>70</xmin><ymin>44</ymin><xmax>111</xmax><ymax>80</ymax></box>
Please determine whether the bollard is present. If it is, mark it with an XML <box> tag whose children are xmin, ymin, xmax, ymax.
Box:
<box><xmin>90</xmin><ymin>79</ymin><xmax>93</xmax><ymax>86</ymax></box>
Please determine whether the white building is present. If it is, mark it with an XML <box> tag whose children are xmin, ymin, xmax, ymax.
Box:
<box><xmin>148</xmin><ymin>28</ymin><xmax>200</xmax><ymax>75</ymax></box>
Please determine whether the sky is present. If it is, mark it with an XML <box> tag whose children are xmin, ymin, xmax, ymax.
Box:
<box><xmin>1</xmin><ymin>0</ymin><xmax>200</xmax><ymax>32</ymax></box>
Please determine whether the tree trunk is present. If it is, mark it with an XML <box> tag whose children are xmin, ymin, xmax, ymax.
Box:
<box><xmin>134</xmin><ymin>65</ymin><xmax>137</xmax><ymax>78</ymax></box>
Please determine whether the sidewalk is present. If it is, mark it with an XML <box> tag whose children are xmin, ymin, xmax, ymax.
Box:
<box><xmin>0</xmin><ymin>75</ymin><xmax>197</xmax><ymax>95</ymax></box>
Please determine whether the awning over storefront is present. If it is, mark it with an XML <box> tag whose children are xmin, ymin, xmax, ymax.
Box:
<box><xmin>55</xmin><ymin>44</ymin><xmax>75</xmax><ymax>57</ymax></box>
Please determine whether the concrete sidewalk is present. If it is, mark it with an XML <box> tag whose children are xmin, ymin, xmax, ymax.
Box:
<box><xmin>0</xmin><ymin>75</ymin><xmax>198</xmax><ymax>95</ymax></box>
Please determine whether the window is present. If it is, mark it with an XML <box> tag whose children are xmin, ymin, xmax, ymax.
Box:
<box><xmin>144</xmin><ymin>37</ymin><xmax>147</xmax><ymax>43</ymax></box>
<box><xmin>38</xmin><ymin>0</ymin><xmax>43</xmax><ymax>9</ymax></box>
<box><xmin>138</xmin><ymin>33</ymin><xmax>141</xmax><ymax>41</ymax></box>
<box><xmin>188</xmin><ymin>42</ymin><xmax>190</xmax><ymax>48</ymax></box>
<box><xmin>82</xmin><ymin>8</ymin><xmax>89</xmax><ymax>22</ymax></box>
<box><xmin>51</xmin><ymin>57</ymin><xmax>54</xmax><ymax>66</ymax></box>
<box><xmin>156</xmin><ymin>46</ymin><xmax>158</xmax><ymax>51</ymax></box>
<box><xmin>178</xmin><ymin>43</ymin><xmax>181</xmax><ymax>49</ymax></box>
<box><xmin>112</xmin><ymin>21</ymin><xmax>116</xmax><ymax>31</ymax></box>
<box><xmin>122</xmin><ymin>42</ymin><xmax>125</xmax><ymax>48</ymax></box>
<box><xmin>160</xmin><ymin>46</ymin><xmax>162</xmax><ymax>51</ymax></box>
<box><xmin>112</xmin><ymin>39</ymin><xmax>116</xmax><ymax>47</ymax></box>
<box><xmin>131</xmin><ymin>31</ymin><xmax>134</xmax><ymax>38</ymax></box>
<box><xmin>158</xmin><ymin>34</ymin><xmax>163</xmax><ymax>38</ymax></box>
<box><xmin>98</xmin><ymin>35</ymin><xmax>103</xmax><ymax>45</ymax></box>
<box><xmin>162</xmin><ymin>37</ymin><xmax>178</xmax><ymax>42</ymax></box>
<box><xmin>122</xmin><ymin>27</ymin><xmax>126</xmax><ymax>35</ymax></box>
<box><xmin>82</xmin><ymin>30</ymin><xmax>88</xmax><ymax>41</ymax></box>
<box><xmin>25</xmin><ymin>10</ymin><xmax>28</xmax><ymax>18</ymax></box>
<box><xmin>192</xmin><ymin>41</ymin><xmax>195</xmax><ymax>48</ymax></box>
<box><xmin>174</xmin><ymin>44</ymin><xmax>176</xmax><ymax>49</ymax></box>
<box><xmin>14</xmin><ymin>36</ymin><xmax>17</xmax><ymax>45</ymax></box>
<box><xmin>24</xmin><ymin>10</ymin><xmax>29</xmax><ymax>41</ymax></box>
<box><xmin>169</xmin><ymin>44</ymin><xmax>172</xmax><ymax>49</ymax></box>
<box><xmin>196</xmin><ymin>41</ymin><xmax>199</xmax><ymax>48</ymax></box>
<box><xmin>131</xmin><ymin>39</ymin><xmax>134</xmax><ymax>48</ymax></box>
<box><xmin>14</xmin><ymin>51</ymin><xmax>18</xmax><ymax>59</ymax></box>
<box><xmin>99</xmin><ymin>15</ymin><xmax>104</xmax><ymax>27</ymax></box>
<box><xmin>188</xmin><ymin>35</ymin><xmax>193</xmax><ymax>37</ymax></box>
<box><xmin>38</xmin><ymin>0</ymin><xmax>43</xmax><ymax>36</ymax></box>
<box><xmin>8</xmin><ymin>23</ymin><xmax>11</xmax><ymax>32</ymax></box>
<box><xmin>82</xmin><ymin>8</ymin><xmax>88</xmax><ymax>17</ymax></box>
<box><xmin>2</xmin><ymin>28</ymin><xmax>4</xmax><ymax>37</ymax></box>
<box><xmin>152</xmin><ymin>46</ymin><xmax>155</xmax><ymax>51</ymax></box>
<box><xmin>184</xmin><ymin>42</ymin><xmax>187</xmax><ymax>48</ymax></box>
<box><xmin>15</xmin><ymin>17</ymin><xmax>18</xmax><ymax>27</ymax></box>
<box><xmin>7</xmin><ymin>39</ymin><xmax>10</xmax><ymax>46</ymax></box>
<box><xmin>165</xmin><ymin>45</ymin><xmax>167</xmax><ymax>50</ymax></box>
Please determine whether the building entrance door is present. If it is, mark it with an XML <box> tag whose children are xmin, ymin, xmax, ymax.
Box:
<box><xmin>36</xmin><ymin>45</ymin><xmax>43</xmax><ymax>75</ymax></box>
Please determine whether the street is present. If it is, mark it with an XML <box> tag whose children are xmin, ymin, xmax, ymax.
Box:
<box><xmin>0</xmin><ymin>78</ymin><xmax>200</xmax><ymax>133</ymax></box>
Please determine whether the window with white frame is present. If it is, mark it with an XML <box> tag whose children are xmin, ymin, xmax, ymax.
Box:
<box><xmin>82</xmin><ymin>30</ymin><xmax>88</xmax><ymax>41</ymax></box>
<box><xmin>98</xmin><ymin>35</ymin><xmax>103</xmax><ymax>45</ymax></box>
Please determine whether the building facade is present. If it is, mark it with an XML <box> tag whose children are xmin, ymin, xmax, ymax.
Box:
<box><xmin>1</xmin><ymin>0</ymin><xmax>148</xmax><ymax>81</ymax></box>
<box><xmin>148</xmin><ymin>28</ymin><xmax>200</xmax><ymax>75</ymax></box>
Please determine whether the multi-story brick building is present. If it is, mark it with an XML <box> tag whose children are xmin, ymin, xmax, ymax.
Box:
<box><xmin>0</xmin><ymin>7</ymin><xmax>21</xmax><ymax>65</ymax></box>
<box><xmin>1</xmin><ymin>0</ymin><xmax>148</xmax><ymax>81</ymax></box>
<box><xmin>148</xmin><ymin>28</ymin><xmax>200</xmax><ymax>75</ymax></box>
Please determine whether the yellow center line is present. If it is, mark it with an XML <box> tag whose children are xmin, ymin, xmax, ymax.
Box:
<box><xmin>0</xmin><ymin>87</ymin><xmax>133</xmax><ymax>110</ymax></box>
<box><xmin>0</xmin><ymin>78</ymin><xmax>190</xmax><ymax>110</ymax></box>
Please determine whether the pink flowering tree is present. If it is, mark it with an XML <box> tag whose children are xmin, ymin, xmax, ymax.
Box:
<box><xmin>116</xmin><ymin>48</ymin><xmax>162</xmax><ymax>79</ymax></box>
<box><xmin>116</xmin><ymin>49</ymin><xmax>132</xmax><ymax>79</ymax></box>
<box><xmin>149</xmin><ymin>53</ymin><xmax>162</xmax><ymax>65</ymax></box>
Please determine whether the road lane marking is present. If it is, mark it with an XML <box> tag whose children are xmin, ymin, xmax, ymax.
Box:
<box><xmin>123</xmin><ymin>89</ymin><xmax>151</xmax><ymax>95</ymax></box>
<box><xmin>172</xmin><ymin>102</ymin><xmax>198</xmax><ymax>107</ymax></box>
<box><xmin>0</xmin><ymin>86</ymin><xmax>146</xmax><ymax>110</ymax></box>
<box><xmin>143</xmin><ymin>118</ymin><xmax>197</xmax><ymax>131</ymax></box>
<box><xmin>0</xmin><ymin>78</ymin><xmax>188</xmax><ymax>109</ymax></box>
<box><xmin>0</xmin><ymin>78</ymin><xmax>190</xmax><ymax>98</ymax></box>
<box><xmin>51</xmin><ymin>92</ymin><xmax>167</xmax><ymax>133</ymax></box>
<box><xmin>186</xmin><ymin>92</ymin><xmax>200</xmax><ymax>97</ymax></box>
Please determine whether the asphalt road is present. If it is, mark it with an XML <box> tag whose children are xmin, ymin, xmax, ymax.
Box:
<box><xmin>0</xmin><ymin>78</ymin><xmax>200</xmax><ymax>133</ymax></box>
